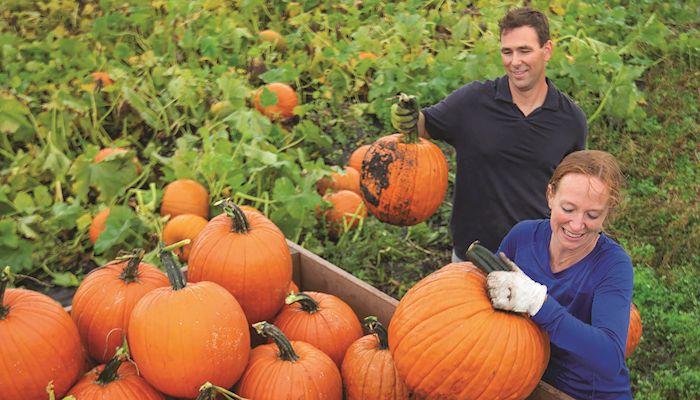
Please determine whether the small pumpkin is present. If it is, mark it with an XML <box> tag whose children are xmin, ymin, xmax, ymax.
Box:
<box><xmin>127</xmin><ymin>248</ymin><xmax>250</xmax><ymax>399</ymax></box>
<box><xmin>258</xmin><ymin>29</ymin><xmax>287</xmax><ymax>51</ymax></box>
<box><xmin>273</xmin><ymin>291</ymin><xmax>363</xmax><ymax>368</ymax></box>
<box><xmin>162</xmin><ymin>214</ymin><xmax>208</xmax><ymax>262</ymax></box>
<box><xmin>320</xmin><ymin>190</ymin><xmax>367</xmax><ymax>235</ymax></box>
<box><xmin>254</xmin><ymin>82</ymin><xmax>298</xmax><ymax>120</ymax></box>
<box><xmin>71</xmin><ymin>249</ymin><xmax>169</xmax><ymax>363</ymax></box>
<box><xmin>0</xmin><ymin>267</ymin><xmax>86</xmax><ymax>400</ymax></box>
<box><xmin>316</xmin><ymin>166</ymin><xmax>361</xmax><ymax>195</ymax></box>
<box><xmin>160</xmin><ymin>179</ymin><xmax>209</xmax><ymax>219</ymax></box>
<box><xmin>188</xmin><ymin>200</ymin><xmax>292</xmax><ymax>324</ymax></box>
<box><xmin>91</xmin><ymin>71</ymin><xmax>113</xmax><ymax>87</ymax></box>
<box><xmin>89</xmin><ymin>207</ymin><xmax>110</xmax><ymax>244</ymax></box>
<box><xmin>236</xmin><ymin>321</ymin><xmax>342</xmax><ymax>399</ymax></box>
<box><xmin>66</xmin><ymin>348</ymin><xmax>164</xmax><ymax>399</ymax></box>
<box><xmin>342</xmin><ymin>316</ymin><xmax>409</xmax><ymax>400</ymax></box>
<box><xmin>388</xmin><ymin>263</ymin><xmax>550</xmax><ymax>399</ymax></box>
<box><xmin>348</xmin><ymin>144</ymin><xmax>371</xmax><ymax>172</ymax></box>
<box><xmin>625</xmin><ymin>303</ymin><xmax>642</xmax><ymax>358</ymax></box>
<box><xmin>94</xmin><ymin>147</ymin><xmax>141</xmax><ymax>172</ymax></box>
<box><xmin>360</xmin><ymin>96</ymin><xmax>448</xmax><ymax>226</ymax></box>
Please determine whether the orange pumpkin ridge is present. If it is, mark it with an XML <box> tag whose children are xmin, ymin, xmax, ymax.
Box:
<box><xmin>625</xmin><ymin>303</ymin><xmax>643</xmax><ymax>358</ymax></box>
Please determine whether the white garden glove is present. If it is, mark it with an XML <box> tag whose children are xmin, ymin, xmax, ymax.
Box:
<box><xmin>486</xmin><ymin>253</ymin><xmax>547</xmax><ymax>316</ymax></box>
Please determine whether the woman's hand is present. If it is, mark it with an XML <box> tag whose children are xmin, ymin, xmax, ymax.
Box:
<box><xmin>487</xmin><ymin>253</ymin><xmax>548</xmax><ymax>316</ymax></box>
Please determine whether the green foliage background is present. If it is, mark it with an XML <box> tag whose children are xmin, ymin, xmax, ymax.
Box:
<box><xmin>1</xmin><ymin>0</ymin><xmax>698</xmax><ymax>397</ymax></box>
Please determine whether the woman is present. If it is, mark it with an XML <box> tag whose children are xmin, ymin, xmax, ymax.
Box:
<box><xmin>486</xmin><ymin>150</ymin><xmax>633</xmax><ymax>399</ymax></box>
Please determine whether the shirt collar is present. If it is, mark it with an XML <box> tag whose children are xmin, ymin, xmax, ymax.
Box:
<box><xmin>495</xmin><ymin>75</ymin><xmax>560</xmax><ymax>111</ymax></box>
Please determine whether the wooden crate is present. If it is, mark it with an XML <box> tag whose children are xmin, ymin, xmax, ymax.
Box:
<box><xmin>286</xmin><ymin>240</ymin><xmax>573</xmax><ymax>400</ymax></box>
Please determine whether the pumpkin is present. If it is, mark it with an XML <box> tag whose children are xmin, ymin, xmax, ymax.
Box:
<box><xmin>94</xmin><ymin>147</ymin><xmax>141</xmax><ymax>172</ymax></box>
<box><xmin>0</xmin><ymin>268</ymin><xmax>86</xmax><ymax>400</ymax></box>
<box><xmin>91</xmin><ymin>71</ymin><xmax>113</xmax><ymax>87</ymax></box>
<box><xmin>348</xmin><ymin>144</ymin><xmax>371</xmax><ymax>172</ymax></box>
<box><xmin>188</xmin><ymin>200</ymin><xmax>292</xmax><ymax>324</ymax></box>
<box><xmin>236</xmin><ymin>321</ymin><xmax>343</xmax><ymax>399</ymax></box>
<box><xmin>316</xmin><ymin>166</ymin><xmax>361</xmax><ymax>195</ymax></box>
<box><xmin>254</xmin><ymin>82</ymin><xmax>298</xmax><ymax>120</ymax></box>
<box><xmin>341</xmin><ymin>316</ymin><xmax>409</xmax><ymax>400</ymax></box>
<box><xmin>360</xmin><ymin>96</ymin><xmax>448</xmax><ymax>226</ymax></box>
<box><xmin>66</xmin><ymin>350</ymin><xmax>164</xmax><ymax>399</ymax></box>
<box><xmin>273</xmin><ymin>291</ymin><xmax>363</xmax><ymax>368</ymax></box>
<box><xmin>127</xmin><ymin>248</ymin><xmax>250</xmax><ymax>399</ymax></box>
<box><xmin>160</xmin><ymin>179</ymin><xmax>209</xmax><ymax>219</ymax></box>
<box><xmin>625</xmin><ymin>303</ymin><xmax>643</xmax><ymax>358</ymax></box>
<box><xmin>71</xmin><ymin>249</ymin><xmax>169</xmax><ymax>363</ymax></box>
<box><xmin>320</xmin><ymin>190</ymin><xmax>367</xmax><ymax>235</ymax></box>
<box><xmin>388</xmin><ymin>263</ymin><xmax>550</xmax><ymax>399</ymax></box>
<box><xmin>89</xmin><ymin>207</ymin><xmax>110</xmax><ymax>244</ymax></box>
<box><xmin>358</xmin><ymin>51</ymin><xmax>378</xmax><ymax>60</ymax></box>
<box><xmin>258</xmin><ymin>29</ymin><xmax>287</xmax><ymax>51</ymax></box>
<box><xmin>162</xmin><ymin>214</ymin><xmax>209</xmax><ymax>262</ymax></box>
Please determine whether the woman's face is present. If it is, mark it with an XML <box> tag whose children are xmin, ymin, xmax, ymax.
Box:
<box><xmin>547</xmin><ymin>173</ymin><xmax>611</xmax><ymax>253</ymax></box>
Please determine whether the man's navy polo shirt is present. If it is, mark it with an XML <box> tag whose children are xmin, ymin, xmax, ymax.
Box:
<box><xmin>423</xmin><ymin>75</ymin><xmax>587</xmax><ymax>256</ymax></box>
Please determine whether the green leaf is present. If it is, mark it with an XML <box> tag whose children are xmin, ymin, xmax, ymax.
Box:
<box><xmin>13</xmin><ymin>192</ymin><xmax>35</xmax><ymax>213</ymax></box>
<box><xmin>93</xmin><ymin>205</ymin><xmax>136</xmax><ymax>254</ymax></box>
<box><xmin>0</xmin><ymin>240</ymin><xmax>33</xmax><ymax>273</ymax></box>
<box><xmin>0</xmin><ymin>219</ymin><xmax>19</xmax><ymax>248</ymax></box>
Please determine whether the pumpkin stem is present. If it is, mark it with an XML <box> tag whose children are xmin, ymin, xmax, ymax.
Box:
<box><xmin>196</xmin><ymin>382</ymin><xmax>249</xmax><ymax>400</ymax></box>
<box><xmin>159</xmin><ymin>243</ymin><xmax>186</xmax><ymax>291</ymax></box>
<box><xmin>285</xmin><ymin>292</ymin><xmax>319</xmax><ymax>313</ymax></box>
<box><xmin>117</xmin><ymin>248</ymin><xmax>145</xmax><ymax>284</ymax></box>
<box><xmin>253</xmin><ymin>321</ymin><xmax>300</xmax><ymax>362</ymax></box>
<box><xmin>219</xmin><ymin>198</ymin><xmax>250</xmax><ymax>233</ymax></box>
<box><xmin>465</xmin><ymin>241</ymin><xmax>511</xmax><ymax>273</ymax></box>
<box><xmin>0</xmin><ymin>266</ymin><xmax>11</xmax><ymax>319</ymax></box>
<box><xmin>364</xmin><ymin>316</ymin><xmax>389</xmax><ymax>350</ymax></box>
<box><xmin>396</xmin><ymin>93</ymin><xmax>420</xmax><ymax>144</ymax></box>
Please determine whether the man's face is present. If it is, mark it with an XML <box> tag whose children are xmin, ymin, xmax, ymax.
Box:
<box><xmin>500</xmin><ymin>26</ymin><xmax>552</xmax><ymax>93</ymax></box>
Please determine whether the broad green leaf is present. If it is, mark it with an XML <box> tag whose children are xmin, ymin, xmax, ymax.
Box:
<box><xmin>93</xmin><ymin>205</ymin><xmax>136</xmax><ymax>254</ymax></box>
<box><xmin>0</xmin><ymin>240</ymin><xmax>33</xmax><ymax>273</ymax></box>
<box><xmin>13</xmin><ymin>192</ymin><xmax>35</xmax><ymax>213</ymax></box>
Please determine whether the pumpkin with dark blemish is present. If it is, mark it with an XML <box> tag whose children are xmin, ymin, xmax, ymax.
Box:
<box><xmin>360</xmin><ymin>132</ymin><xmax>448</xmax><ymax>226</ymax></box>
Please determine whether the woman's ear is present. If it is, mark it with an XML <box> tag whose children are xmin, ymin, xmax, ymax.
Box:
<box><xmin>546</xmin><ymin>184</ymin><xmax>554</xmax><ymax>209</ymax></box>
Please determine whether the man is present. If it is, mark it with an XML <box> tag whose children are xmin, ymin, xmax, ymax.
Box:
<box><xmin>392</xmin><ymin>7</ymin><xmax>587</xmax><ymax>260</ymax></box>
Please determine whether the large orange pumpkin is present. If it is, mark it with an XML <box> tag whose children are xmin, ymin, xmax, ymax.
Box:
<box><xmin>316</xmin><ymin>166</ymin><xmax>361</xmax><ymax>195</ymax></box>
<box><xmin>89</xmin><ymin>207</ymin><xmax>110</xmax><ymax>244</ymax></box>
<box><xmin>348</xmin><ymin>144</ymin><xmax>371</xmax><ymax>172</ymax></box>
<box><xmin>127</xmin><ymin>249</ymin><xmax>250</xmax><ymax>399</ymax></box>
<box><xmin>160</xmin><ymin>179</ymin><xmax>209</xmax><ymax>219</ymax></box>
<box><xmin>66</xmin><ymin>352</ymin><xmax>164</xmax><ymax>399</ymax></box>
<box><xmin>0</xmin><ymin>269</ymin><xmax>86</xmax><ymax>400</ymax></box>
<box><xmin>388</xmin><ymin>263</ymin><xmax>550</xmax><ymax>399</ymax></box>
<box><xmin>71</xmin><ymin>249</ymin><xmax>169</xmax><ymax>363</ymax></box>
<box><xmin>273</xmin><ymin>291</ymin><xmax>363</xmax><ymax>368</ymax></box>
<box><xmin>360</xmin><ymin>130</ymin><xmax>448</xmax><ymax>226</ymax></box>
<box><xmin>254</xmin><ymin>82</ymin><xmax>298</xmax><ymax>120</ymax></box>
<box><xmin>188</xmin><ymin>201</ymin><xmax>292</xmax><ymax>324</ymax></box>
<box><xmin>162</xmin><ymin>213</ymin><xmax>208</xmax><ymax>262</ymax></box>
<box><xmin>625</xmin><ymin>303</ymin><xmax>642</xmax><ymax>358</ymax></box>
<box><xmin>237</xmin><ymin>322</ymin><xmax>343</xmax><ymax>399</ymax></box>
<box><xmin>341</xmin><ymin>316</ymin><xmax>409</xmax><ymax>400</ymax></box>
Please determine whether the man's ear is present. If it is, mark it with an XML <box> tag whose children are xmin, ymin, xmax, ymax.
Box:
<box><xmin>543</xmin><ymin>40</ymin><xmax>553</xmax><ymax>61</ymax></box>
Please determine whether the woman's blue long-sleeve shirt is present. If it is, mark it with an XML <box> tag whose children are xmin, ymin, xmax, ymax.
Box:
<box><xmin>498</xmin><ymin>220</ymin><xmax>634</xmax><ymax>399</ymax></box>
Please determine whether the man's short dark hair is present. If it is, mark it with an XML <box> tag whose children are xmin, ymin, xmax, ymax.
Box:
<box><xmin>499</xmin><ymin>7</ymin><xmax>550</xmax><ymax>47</ymax></box>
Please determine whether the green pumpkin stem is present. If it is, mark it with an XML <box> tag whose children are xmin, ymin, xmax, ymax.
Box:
<box><xmin>159</xmin><ymin>244</ymin><xmax>186</xmax><ymax>290</ymax></box>
<box><xmin>118</xmin><ymin>248</ymin><xmax>145</xmax><ymax>284</ymax></box>
<box><xmin>285</xmin><ymin>292</ymin><xmax>319</xmax><ymax>313</ymax></box>
<box><xmin>96</xmin><ymin>353</ymin><xmax>124</xmax><ymax>385</ymax></box>
<box><xmin>219</xmin><ymin>198</ymin><xmax>250</xmax><ymax>233</ymax></box>
<box><xmin>397</xmin><ymin>93</ymin><xmax>420</xmax><ymax>144</ymax></box>
<box><xmin>196</xmin><ymin>382</ymin><xmax>248</xmax><ymax>400</ymax></box>
<box><xmin>0</xmin><ymin>266</ymin><xmax>10</xmax><ymax>320</ymax></box>
<box><xmin>253</xmin><ymin>321</ymin><xmax>300</xmax><ymax>362</ymax></box>
<box><xmin>364</xmin><ymin>316</ymin><xmax>389</xmax><ymax>350</ymax></box>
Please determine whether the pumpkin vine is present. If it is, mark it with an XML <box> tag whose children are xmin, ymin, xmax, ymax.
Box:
<box><xmin>253</xmin><ymin>321</ymin><xmax>300</xmax><ymax>362</ymax></box>
<box><xmin>285</xmin><ymin>292</ymin><xmax>319</xmax><ymax>313</ymax></box>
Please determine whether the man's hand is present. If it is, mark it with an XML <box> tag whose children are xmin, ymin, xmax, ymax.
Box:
<box><xmin>390</xmin><ymin>93</ymin><xmax>419</xmax><ymax>133</ymax></box>
<box><xmin>486</xmin><ymin>253</ymin><xmax>547</xmax><ymax>316</ymax></box>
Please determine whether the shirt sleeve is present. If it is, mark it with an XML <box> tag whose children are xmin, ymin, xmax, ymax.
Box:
<box><xmin>532</xmin><ymin>255</ymin><xmax>634</xmax><ymax>379</ymax></box>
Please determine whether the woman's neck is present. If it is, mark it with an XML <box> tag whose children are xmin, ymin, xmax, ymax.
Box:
<box><xmin>549</xmin><ymin>234</ymin><xmax>600</xmax><ymax>273</ymax></box>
